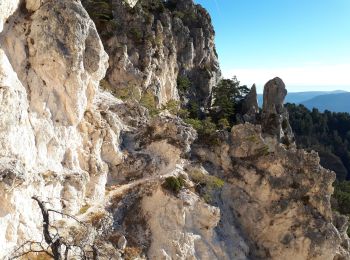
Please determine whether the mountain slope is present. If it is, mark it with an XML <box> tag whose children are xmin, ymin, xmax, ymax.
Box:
<box><xmin>0</xmin><ymin>0</ymin><xmax>349</xmax><ymax>259</ymax></box>
<box><xmin>257</xmin><ymin>90</ymin><xmax>347</xmax><ymax>107</ymax></box>
<box><xmin>301</xmin><ymin>92</ymin><xmax>350</xmax><ymax>113</ymax></box>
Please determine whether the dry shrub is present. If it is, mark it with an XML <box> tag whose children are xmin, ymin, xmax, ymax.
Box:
<box><xmin>79</xmin><ymin>204</ymin><xmax>90</xmax><ymax>214</ymax></box>
<box><xmin>124</xmin><ymin>246</ymin><xmax>142</xmax><ymax>260</ymax></box>
<box><xmin>20</xmin><ymin>252</ymin><xmax>53</xmax><ymax>260</ymax></box>
<box><xmin>88</xmin><ymin>211</ymin><xmax>107</xmax><ymax>227</ymax></box>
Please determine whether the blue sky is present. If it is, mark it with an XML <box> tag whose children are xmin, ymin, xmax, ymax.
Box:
<box><xmin>195</xmin><ymin>0</ymin><xmax>350</xmax><ymax>93</ymax></box>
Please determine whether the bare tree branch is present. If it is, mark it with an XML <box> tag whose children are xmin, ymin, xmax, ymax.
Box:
<box><xmin>48</xmin><ymin>209</ymin><xmax>87</xmax><ymax>227</ymax></box>
<box><xmin>32</xmin><ymin>196</ymin><xmax>62</xmax><ymax>260</ymax></box>
<box><xmin>10</xmin><ymin>240</ymin><xmax>54</xmax><ymax>259</ymax></box>
<box><xmin>9</xmin><ymin>196</ymin><xmax>102</xmax><ymax>260</ymax></box>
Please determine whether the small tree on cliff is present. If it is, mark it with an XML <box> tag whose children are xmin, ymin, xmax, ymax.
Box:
<box><xmin>211</xmin><ymin>77</ymin><xmax>249</xmax><ymax>125</ymax></box>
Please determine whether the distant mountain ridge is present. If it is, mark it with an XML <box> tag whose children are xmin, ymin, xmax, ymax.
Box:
<box><xmin>257</xmin><ymin>90</ymin><xmax>349</xmax><ymax>112</ymax></box>
<box><xmin>301</xmin><ymin>92</ymin><xmax>350</xmax><ymax>113</ymax></box>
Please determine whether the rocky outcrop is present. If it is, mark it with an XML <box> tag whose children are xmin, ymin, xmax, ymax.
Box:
<box><xmin>142</xmin><ymin>187</ymin><xmax>225</xmax><ymax>259</ymax></box>
<box><xmin>193</xmin><ymin>123</ymin><xmax>350</xmax><ymax>259</ymax></box>
<box><xmin>0</xmin><ymin>0</ymin><xmax>348</xmax><ymax>259</ymax></box>
<box><xmin>83</xmin><ymin>0</ymin><xmax>221</xmax><ymax>107</ymax></box>
<box><xmin>242</xmin><ymin>84</ymin><xmax>259</xmax><ymax>123</ymax></box>
<box><xmin>261</xmin><ymin>77</ymin><xmax>295</xmax><ymax>146</ymax></box>
<box><xmin>0</xmin><ymin>0</ymin><xmax>117</xmax><ymax>257</ymax></box>
<box><xmin>262</xmin><ymin>78</ymin><xmax>287</xmax><ymax>115</ymax></box>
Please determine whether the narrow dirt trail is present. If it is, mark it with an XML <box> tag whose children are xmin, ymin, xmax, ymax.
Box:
<box><xmin>105</xmin><ymin>161</ymin><xmax>184</xmax><ymax>203</ymax></box>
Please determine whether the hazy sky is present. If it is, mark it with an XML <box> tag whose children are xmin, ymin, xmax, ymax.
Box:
<box><xmin>195</xmin><ymin>0</ymin><xmax>350</xmax><ymax>93</ymax></box>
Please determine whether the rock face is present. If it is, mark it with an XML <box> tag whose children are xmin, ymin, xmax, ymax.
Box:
<box><xmin>262</xmin><ymin>77</ymin><xmax>295</xmax><ymax>146</ymax></box>
<box><xmin>0</xmin><ymin>0</ymin><xmax>117</xmax><ymax>257</ymax></box>
<box><xmin>262</xmin><ymin>77</ymin><xmax>287</xmax><ymax>115</ymax></box>
<box><xmin>242</xmin><ymin>84</ymin><xmax>259</xmax><ymax>123</ymax></box>
<box><xmin>82</xmin><ymin>0</ymin><xmax>221</xmax><ymax>107</ymax></box>
<box><xmin>0</xmin><ymin>0</ymin><xmax>349</xmax><ymax>259</ymax></box>
<box><xmin>0</xmin><ymin>0</ymin><xmax>20</xmax><ymax>32</ymax></box>
<box><xmin>193</xmin><ymin>123</ymin><xmax>350</xmax><ymax>259</ymax></box>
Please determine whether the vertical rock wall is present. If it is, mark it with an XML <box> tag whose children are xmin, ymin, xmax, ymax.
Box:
<box><xmin>83</xmin><ymin>0</ymin><xmax>221</xmax><ymax>107</ymax></box>
<box><xmin>0</xmin><ymin>0</ymin><xmax>122</xmax><ymax>257</ymax></box>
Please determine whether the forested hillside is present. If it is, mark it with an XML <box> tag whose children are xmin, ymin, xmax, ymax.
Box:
<box><xmin>287</xmin><ymin>103</ymin><xmax>350</xmax><ymax>180</ymax></box>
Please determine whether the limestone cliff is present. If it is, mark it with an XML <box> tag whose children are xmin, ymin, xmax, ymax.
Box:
<box><xmin>0</xmin><ymin>0</ymin><xmax>348</xmax><ymax>259</ymax></box>
<box><xmin>82</xmin><ymin>0</ymin><xmax>221</xmax><ymax>107</ymax></box>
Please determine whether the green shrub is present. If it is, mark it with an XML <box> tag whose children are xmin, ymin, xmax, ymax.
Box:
<box><xmin>141</xmin><ymin>0</ymin><xmax>165</xmax><ymax>12</ymax></box>
<box><xmin>163</xmin><ymin>100</ymin><xmax>180</xmax><ymax>115</ymax></box>
<box><xmin>129</xmin><ymin>27</ymin><xmax>143</xmax><ymax>44</ymax></box>
<box><xmin>119</xmin><ymin>85</ymin><xmax>141</xmax><ymax>101</ymax></box>
<box><xmin>245</xmin><ymin>135</ymin><xmax>259</xmax><ymax>143</ymax></box>
<box><xmin>177</xmin><ymin>75</ymin><xmax>191</xmax><ymax>94</ymax></box>
<box><xmin>200</xmin><ymin>117</ymin><xmax>217</xmax><ymax>135</ymax></box>
<box><xmin>184</xmin><ymin>118</ymin><xmax>202</xmax><ymax>132</ymax></box>
<box><xmin>79</xmin><ymin>204</ymin><xmax>90</xmax><ymax>214</ymax></box>
<box><xmin>199</xmin><ymin>117</ymin><xmax>220</xmax><ymax>145</ymax></box>
<box><xmin>334</xmin><ymin>189</ymin><xmax>350</xmax><ymax>217</ymax></box>
<box><xmin>100</xmin><ymin>79</ymin><xmax>140</xmax><ymax>101</ymax></box>
<box><xmin>333</xmin><ymin>181</ymin><xmax>350</xmax><ymax>215</ymax></box>
<box><xmin>83</xmin><ymin>0</ymin><xmax>113</xmax><ymax>22</ymax></box>
<box><xmin>100</xmin><ymin>78</ymin><xmax>113</xmax><ymax>92</ymax></box>
<box><xmin>140</xmin><ymin>91</ymin><xmax>159</xmax><ymax>117</ymax></box>
<box><xmin>187</xmin><ymin>101</ymin><xmax>201</xmax><ymax>119</ymax></box>
<box><xmin>218</xmin><ymin>118</ymin><xmax>230</xmax><ymax>130</ymax></box>
<box><xmin>178</xmin><ymin>108</ymin><xmax>190</xmax><ymax>119</ymax></box>
<box><xmin>173</xmin><ymin>11</ymin><xmax>185</xmax><ymax>19</ymax></box>
<box><xmin>163</xmin><ymin>176</ymin><xmax>185</xmax><ymax>194</ymax></box>
<box><xmin>255</xmin><ymin>145</ymin><xmax>270</xmax><ymax>156</ymax></box>
<box><xmin>155</xmin><ymin>34</ymin><xmax>163</xmax><ymax>47</ymax></box>
<box><xmin>189</xmin><ymin>170</ymin><xmax>225</xmax><ymax>203</ymax></box>
<box><xmin>185</xmin><ymin>117</ymin><xmax>219</xmax><ymax>146</ymax></box>
<box><xmin>211</xmin><ymin>77</ymin><xmax>249</xmax><ymax>127</ymax></box>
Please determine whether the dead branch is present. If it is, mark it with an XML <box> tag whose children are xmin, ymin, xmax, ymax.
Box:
<box><xmin>9</xmin><ymin>196</ymin><xmax>101</xmax><ymax>260</ymax></box>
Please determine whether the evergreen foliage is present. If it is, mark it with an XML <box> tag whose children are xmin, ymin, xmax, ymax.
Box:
<box><xmin>163</xmin><ymin>176</ymin><xmax>185</xmax><ymax>194</ymax></box>
<box><xmin>164</xmin><ymin>100</ymin><xmax>180</xmax><ymax>115</ymax></box>
<box><xmin>286</xmin><ymin>103</ymin><xmax>350</xmax><ymax>181</ymax></box>
<box><xmin>189</xmin><ymin>170</ymin><xmax>225</xmax><ymax>204</ymax></box>
<box><xmin>140</xmin><ymin>90</ymin><xmax>160</xmax><ymax>117</ymax></box>
<box><xmin>177</xmin><ymin>75</ymin><xmax>191</xmax><ymax>94</ymax></box>
<box><xmin>178</xmin><ymin>77</ymin><xmax>250</xmax><ymax>146</ymax></box>
<box><xmin>333</xmin><ymin>181</ymin><xmax>350</xmax><ymax>215</ymax></box>
<box><xmin>211</xmin><ymin>77</ymin><xmax>249</xmax><ymax>126</ymax></box>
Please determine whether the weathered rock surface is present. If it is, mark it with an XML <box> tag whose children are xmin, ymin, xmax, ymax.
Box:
<box><xmin>0</xmin><ymin>0</ymin><xmax>116</xmax><ymax>257</ymax></box>
<box><xmin>261</xmin><ymin>77</ymin><xmax>295</xmax><ymax>146</ymax></box>
<box><xmin>0</xmin><ymin>0</ymin><xmax>348</xmax><ymax>259</ymax></box>
<box><xmin>143</xmin><ymin>187</ymin><xmax>226</xmax><ymax>260</ymax></box>
<box><xmin>193</xmin><ymin>123</ymin><xmax>350</xmax><ymax>259</ymax></box>
<box><xmin>83</xmin><ymin>0</ymin><xmax>221</xmax><ymax>107</ymax></box>
<box><xmin>0</xmin><ymin>0</ymin><xmax>20</xmax><ymax>33</ymax></box>
<box><xmin>262</xmin><ymin>77</ymin><xmax>287</xmax><ymax>115</ymax></box>
<box><xmin>242</xmin><ymin>84</ymin><xmax>259</xmax><ymax>123</ymax></box>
